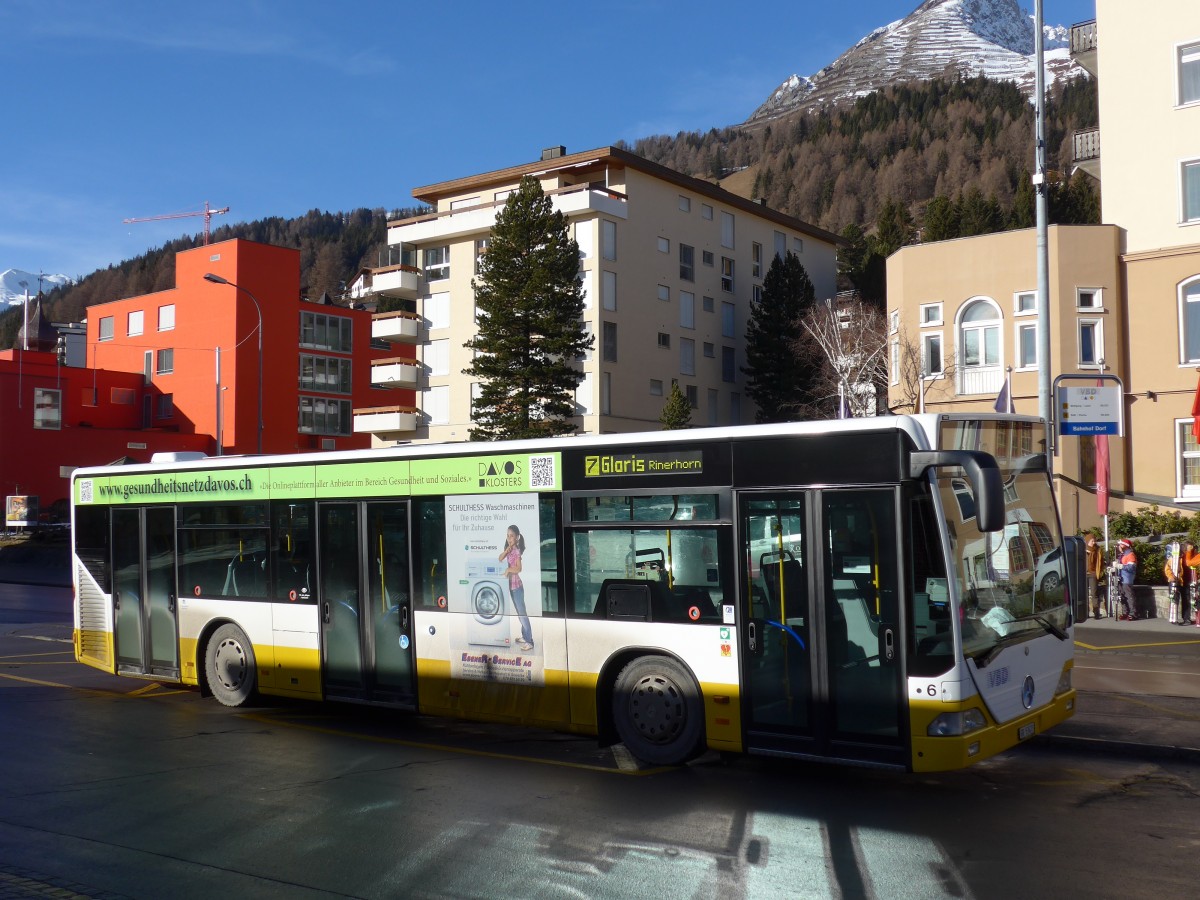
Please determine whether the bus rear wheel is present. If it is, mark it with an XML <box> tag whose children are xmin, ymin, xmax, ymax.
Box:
<box><xmin>205</xmin><ymin>623</ymin><xmax>257</xmax><ymax>707</ymax></box>
<box><xmin>612</xmin><ymin>656</ymin><xmax>704</xmax><ymax>766</ymax></box>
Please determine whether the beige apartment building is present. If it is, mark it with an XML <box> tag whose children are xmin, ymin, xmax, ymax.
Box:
<box><xmin>350</xmin><ymin>145</ymin><xmax>841</xmax><ymax>443</ymax></box>
<box><xmin>887</xmin><ymin>0</ymin><xmax>1200</xmax><ymax>534</ymax></box>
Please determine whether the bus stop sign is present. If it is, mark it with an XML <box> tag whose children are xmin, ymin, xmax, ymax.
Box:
<box><xmin>1057</xmin><ymin>385</ymin><xmax>1122</xmax><ymax>436</ymax></box>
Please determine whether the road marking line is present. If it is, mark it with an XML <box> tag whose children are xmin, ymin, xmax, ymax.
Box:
<box><xmin>1076</xmin><ymin>639</ymin><xmax>1200</xmax><ymax>651</ymax></box>
<box><xmin>0</xmin><ymin>650</ymin><xmax>74</xmax><ymax>660</ymax></box>
<box><xmin>14</xmin><ymin>634</ymin><xmax>72</xmax><ymax>644</ymax></box>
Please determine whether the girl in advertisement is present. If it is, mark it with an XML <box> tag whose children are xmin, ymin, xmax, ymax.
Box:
<box><xmin>500</xmin><ymin>524</ymin><xmax>534</xmax><ymax>651</ymax></box>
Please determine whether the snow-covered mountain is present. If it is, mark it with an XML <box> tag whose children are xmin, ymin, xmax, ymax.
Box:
<box><xmin>1</xmin><ymin>269</ymin><xmax>72</xmax><ymax>306</ymax></box>
<box><xmin>749</xmin><ymin>0</ymin><xmax>1083</xmax><ymax>123</ymax></box>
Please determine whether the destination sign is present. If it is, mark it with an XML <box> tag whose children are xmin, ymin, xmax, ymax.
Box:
<box><xmin>583</xmin><ymin>450</ymin><xmax>704</xmax><ymax>477</ymax></box>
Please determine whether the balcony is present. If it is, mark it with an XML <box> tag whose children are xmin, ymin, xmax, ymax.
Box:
<box><xmin>389</xmin><ymin>182</ymin><xmax>629</xmax><ymax>245</ymax></box>
<box><xmin>1069</xmin><ymin>20</ymin><xmax>1098</xmax><ymax>76</ymax></box>
<box><xmin>372</xmin><ymin>310</ymin><xmax>421</xmax><ymax>344</ymax></box>
<box><xmin>371</xmin><ymin>358</ymin><xmax>420</xmax><ymax>389</ymax></box>
<box><xmin>347</xmin><ymin>264</ymin><xmax>421</xmax><ymax>302</ymax></box>
<box><xmin>353</xmin><ymin>405</ymin><xmax>418</xmax><ymax>436</ymax></box>
<box><xmin>957</xmin><ymin>365</ymin><xmax>1004</xmax><ymax>397</ymax></box>
<box><xmin>1072</xmin><ymin>127</ymin><xmax>1101</xmax><ymax>180</ymax></box>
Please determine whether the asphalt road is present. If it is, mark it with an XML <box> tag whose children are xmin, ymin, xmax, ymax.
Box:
<box><xmin>2</xmin><ymin>582</ymin><xmax>1199</xmax><ymax>899</ymax></box>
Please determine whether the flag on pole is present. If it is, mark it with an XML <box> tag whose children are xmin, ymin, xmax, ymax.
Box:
<box><xmin>1095</xmin><ymin>379</ymin><xmax>1110</xmax><ymax>516</ymax></box>
<box><xmin>1191</xmin><ymin>373</ymin><xmax>1200</xmax><ymax>443</ymax></box>
<box><xmin>993</xmin><ymin>373</ymin><xmax>1014</xmax><ymax>414</ymax></box>
<box><xmin>837</xmin><ymin>384</ymin><xmax>852</xmax><ymax>419</ymax></box>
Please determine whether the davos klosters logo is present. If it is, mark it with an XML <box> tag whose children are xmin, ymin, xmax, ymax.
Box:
<box><xmin>478</xmin><ymin>459</ymin><xmax>523</xmax><ymax>488</ymax></box>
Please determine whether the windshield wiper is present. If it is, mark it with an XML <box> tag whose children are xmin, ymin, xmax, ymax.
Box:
<box><xmin>1032</xmin><ymin>614</ymin><xmax>1069</xmax><ymax>641</ymax></box>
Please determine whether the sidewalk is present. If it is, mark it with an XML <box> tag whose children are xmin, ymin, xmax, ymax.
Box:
<box><xmin>1033</xmin><ymin>613</ymin><xmax>1200</xmax><ymax>763</ymax></box>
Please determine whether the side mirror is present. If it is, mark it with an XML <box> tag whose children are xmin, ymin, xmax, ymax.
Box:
<box><xmin>909</xmin><ymin>450</ymin><xmax>1005</xmax><ymax>533</ymax></box>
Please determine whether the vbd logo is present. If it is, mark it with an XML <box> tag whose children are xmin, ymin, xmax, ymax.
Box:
<box><xmin>478</xmin><ymin>458</ymin><xmax>523</xmax><ymax>488</ymax></box>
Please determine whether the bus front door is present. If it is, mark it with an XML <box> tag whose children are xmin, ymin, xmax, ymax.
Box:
<box><xmin>318</xmin><ymin>501</ymin><xmax>415</xmax><ymax>706</ymax></box>
<box><xmin>740</xmin><ymin>489</ymin><xmax>905</xmax><ymax>767</ymax></box>
<box><xmin>112</xmin><ymin>506</ymin><xmax>179</xmax><ymax>679</ymax></box>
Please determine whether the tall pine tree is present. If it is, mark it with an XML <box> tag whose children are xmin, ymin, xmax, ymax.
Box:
<box><xmin>464</xmin><ymin>176</ymin><xmax>593</xmax><ymax>440</ymax></box>
<box><xmin>659</xmin><ymin>382</ymin><xmax>693</xmax><ymax>430</ymax></box>
<box><xmin>742</xmin><ymin>251</ymin><xmax>816</xmax><ymax>422</ymax></box>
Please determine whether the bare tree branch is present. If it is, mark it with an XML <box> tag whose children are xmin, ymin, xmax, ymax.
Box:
<box><xmin>798</xmin><ymin>298</ymin><xmax>888</xmax><ymax>418</ymax></box>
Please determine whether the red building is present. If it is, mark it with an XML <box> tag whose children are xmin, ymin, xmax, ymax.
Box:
<box><xmin>1</xmin><ymin>239</ymin><xmax>416</xmax><ymax>514</ymax></box>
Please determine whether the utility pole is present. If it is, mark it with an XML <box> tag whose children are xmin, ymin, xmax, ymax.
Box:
<box><xmin>1034</xmin><ymin>0</ymin><xmax>1053</xmax><ymax>445</ymax></box>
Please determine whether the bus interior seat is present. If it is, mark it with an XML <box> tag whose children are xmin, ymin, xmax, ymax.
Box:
<box><xmin>831</xmin><ymin>578</ymin><xmax>878</xmax><ymax>664</ymax></box>
<box><xmin>223</xmin><ymin>553</ymin><xmax>265</xmax><ymax>597</ymax></box>
<box><xmin>761</xmin><ymin>553</ymin><xmax>805</xmax><ymax>621</ymax></box>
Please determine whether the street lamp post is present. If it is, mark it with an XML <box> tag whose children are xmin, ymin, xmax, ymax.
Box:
<box><xmin>203</xmin><ymin>273</ymin><xmax>263</xmax><ymax>454</ymax></box>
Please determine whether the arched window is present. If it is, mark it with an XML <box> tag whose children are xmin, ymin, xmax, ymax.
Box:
<box><xmin>956</xmin><ymin>298</ymin><xmax>1003</xmax><ymax>395</ymax></box>
<box><xmin>1178</xmin><ymin>277</ymin><xmax>1200</xmax><ymax>364</ymax></box>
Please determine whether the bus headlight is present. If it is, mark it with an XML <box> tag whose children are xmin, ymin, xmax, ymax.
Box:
<box><xmin>927</xmin><ymin>708</ymin><xmax>987</xmax><ymax>737</ymax></box>
<box><xmin>1055</xmin><ymin>667</ymin><xmax>1072</xmax><ymax>696</ymax></box>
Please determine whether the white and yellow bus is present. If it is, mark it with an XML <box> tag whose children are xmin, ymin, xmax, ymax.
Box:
<box><xmin>70</xmin><ymin>414</ymin><xmax>1075</xmax><ymax>772</ymax></box>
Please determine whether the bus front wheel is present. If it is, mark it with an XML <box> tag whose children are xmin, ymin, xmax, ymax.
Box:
<box><xmin>205</xmin><ymin>624</ymin><xmax>257</xmax><ymax>707</ymax></box>
<box><xmin>612</xmin><ymin>656</ymin><xmax>705</xmax><ymax>766</ymax></box>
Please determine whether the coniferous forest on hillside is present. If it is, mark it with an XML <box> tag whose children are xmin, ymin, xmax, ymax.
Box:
<box><xmin>1</xmin><ymin>73</ymin><xmax>1099</xmax><ymax>350</ymax></box>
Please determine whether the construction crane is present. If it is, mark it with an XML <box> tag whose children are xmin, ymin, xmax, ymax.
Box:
<box><xmin>124</xmin><ymin>200</ymin><xmax>230</xmax><ymax>245</ymax></box>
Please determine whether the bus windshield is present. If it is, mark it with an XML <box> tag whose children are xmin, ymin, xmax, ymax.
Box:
<box><xmin>937</xmin><ymin>419</ymin><xmax>1069</xmax><ymax>665</ymax></box>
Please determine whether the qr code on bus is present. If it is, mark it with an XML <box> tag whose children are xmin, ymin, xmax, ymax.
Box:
<box><xmin>528</xmin><ymin>455</ymin><xmax>556</xmax><ymax>489</ymax></box>
<box><xmin>78</xmin><ymin>479</ymin><xmax>93</xmax><ymax>504</ymax></box>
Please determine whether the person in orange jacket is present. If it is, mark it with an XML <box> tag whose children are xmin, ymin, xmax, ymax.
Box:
<box><xmin>1085</xmin><ymin>535</ymin><xmax>1106</xmax><ymax>618</ymax></box>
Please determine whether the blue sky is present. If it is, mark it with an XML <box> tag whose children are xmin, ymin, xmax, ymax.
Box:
<box><xmin>2</xmin><ymin>0</ymin><xmax>1096</xmax><ymax>280</ymax></box>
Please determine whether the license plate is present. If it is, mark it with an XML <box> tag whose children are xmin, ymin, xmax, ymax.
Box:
<box><xmin>1018</xmin><ymin>722</ymin><xmax>1036</xmax><ymax>740</ymax></box>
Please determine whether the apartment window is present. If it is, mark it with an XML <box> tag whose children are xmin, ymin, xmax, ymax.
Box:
<box><xmin>602</xmin><ymin>220</ymin><xmax>617</xmax><ymax>261</ymax></box>
<box><xmin>600</xmin><ymin>372</ymin><xmax>612</xmax><ymax>416</ymax></box>
<box><xmin>1014</xmin><ymin>291</ymin><xmax>1036</xmax><ymax>316</ymax></box>
<box><xmin>922</xmin><ymin>333</ymin><xmax>944</xmax><ymax>377</ymax></box>
<box><xmin>680</xmin><ymin>292</ymin><xmax>695</xmax><ymax>329</ymax></box>
<box><xmin>424</xmin><ymin>246</ymin><xmax>449</xmax><ymax>281</ymax></box>
<box><xmin>1077</xmin><ymin>288</ymin><xmax>1103</xmax><ymax>310</ymax></box>
<box><xmin>426</xmin><ymin>291</ymin><xmax>450</xmax><ymax>330</ymax></box>
<box><xmin>703</xmin><ymin>342</ymin><xmax>715</xmax><ymax>358</ymax></box>
<box><xmin>299</xmin><ymin>355</ymin><xmax>352</xmax><ymax>394</ymax></box>
<box><xmin>474</xmin><ymin>238</ymin><xmax>490</xmax><ymax>274</ymax></box>
<box><xmin>298</xmin><ymin>396</ymin><xmax>351</xmax><ymax>435</ymax></box>
<box><xmin>422</xmin><ymin>385</ymin><xmax>449</xmax><ymax>426</ymax></box>
<box><xmin>722</xmin><ymin>346</ymin><xmax>735</xmax><ymax>383</ymax></box>
<box><xmin>774</xmin><ymin>231</ymin><xmax>786</xmax><ymax>262</ymax></box>
<box><xmin>752</xmin><ymin>242</ymin><xmax>763</xmax><ymax>278</ymax></box>
<box><xmin>657</xmin><ymin>236</ymin><xmax>669</xmax><ymax>254</ymax></box>
<box><xmin>158</xmin><ymin>304</ymin><xmax>175</xmax><ymax>331</ymax></box>
<box><xmin>1184</xmin><ymin>160</ymin><xmax>1200</xmax><ymax>223</ymax></box>
<box><xmin>685</xmin><ymin>385</ymin><xmax>698</xmax><ymax>409</ymax></box>
<box><xmin>890</xmin><ymin>339</ymin><xmax>900</xmax><ymax>386</ymax></box>
<box><xmin>658</xmin><ymin>332</ymin><xmax>671</xmax><ymax>349</ymax></box>
<box><xmin>721</xmin><ymin>302</ymin><xmax>735</xmax><ymax>338</ymax></box>
<box><xmin>680</xmin><ymin>338</ymin><xmax>695</xmax><ymax>376</ymax></box>
<box><xmin>678</xmin><ymin>195</ymin><xmax>691</xmax><ymax>212</ymax></box>
<box><xmin>752</xmin><ymin>285</ymin><xmax>763</xmax><ymax>304</ymax></box>
<box><xmin>99</xmin><ymin>316</ymin><xmax>114</xmax><ymax>342</ymax></box>
<box><xmin>721</xmin><ymin>257</ymin><xmax>734</xmax><ymax>293</ymax></box>
<box><xmin>657</xmin><ymin>284</ymin><xmax>670</xmax><ymax>302</ymax></box>
<box><xmin>679</xmin><ymin>244</ymin><xmax>694</xmax><ymax>281</ymax></box>
<box><xmin>603</xmin><ymin>322</ymin><xmax>617</xmax><ymax>362</ymax></box>
<box><xmin>720</xmin><ymin>211</ymin><xmax>734</xmax><ymax>249</ymax></box>
<box><xmin>1177</xmin><ymin>419</ymin><xmax>1200</xmax><ymax>499</ymax></box>
<box><xmin>427</xmin><ymin>339</ymin><xmax>449</xmax><ymax>377</ymax></box>
<box><xmin>1016</xmin><ymin>322</ymin><xmax>1038</xmax><ymax>370</ymax></box>
<box><xmin>703</xmin><ymin>296</ymin><xmax>714</xmax><ymax>313</ymax></box>
<box><xmin>702</xmin><ymin>204</ymin><xmax>713</xmax><ymax>220</ymax></box>
<box><xmin>157</xmin><ymin>394</ymin><xmax>174</xmax><ymax>419</ymax></box>
<box><xmin>300</xmin><ymin>312</ymin><xmax>353</xmax><ymax>352</ymax></box>
<box><xmin>1180</xmin><ymin>41</ymin><xmax>1200</xmax><ymax>106</ymax></box>
<box><xmin>650</xmin><ymin>379</ymin><xmax>664</xmax><ymax>397</ymax></box>
<box><xmin>1078</xmin><ymin>318</ymin><xmax>1103</xmax><ymax>367</ymax></box>
<box><xmin>960</xmin><ymin>299</ymin><xmax>1001</xmax><ymax>368</ymax></box>
<box><xmin>920</xmin><ymin>303</ymin><xmax>943</xmax><ymax>326</ymax></box>
<box><xmin>602</xmin><ymin>271</ymin><xmax>617</xmax><ymax>311</ymax></box>
<box><xmin>1179</xmin><ymin>277</ymin><xmax>1200</xmax><ymax>363</ymax></box>
<box><xmin>155</xmin><ymin>348</ymin><xmax>174</xmax><ymax>375</ymax></box>
<box><xmin>708</xmin><ymin>389</ymin><xmax>719</xmax><ymax>426</ymax></box>
<box><xmin>33</xmin><ymin>388</ymin><xmax>61</xmax><ymax>430</ymax></box>
<box><xmin>127</xmin><ymin>310</ymin><xmax>143</xmax><ymax>337</ymax></box>
<box><xmin>889</xmin><ymin>310</ymin><xmax>900</xmax><ymax>334</ymax></box>
<box><xmin>574</xmin><ymin>221</ymin><xmax>591</xmax><ymax>260</ymax></box>
<box><xmin>702</xmin><ymin>250</ymin><xmax>714</xmax><ymax>267</ymax></box>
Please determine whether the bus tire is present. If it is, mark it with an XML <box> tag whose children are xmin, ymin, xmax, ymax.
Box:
<box><xmin>205</xmin><ymin>623</ymin><xmax>257</xmax><ymax>707</ymax></box>
<box><xmin>611</xmin><ymin>656</ymin><xmax>705</xmax><ymax>766</ymax></box>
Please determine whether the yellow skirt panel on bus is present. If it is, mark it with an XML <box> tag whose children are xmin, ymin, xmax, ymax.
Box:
<box><xmin>908</xmin><ymin>689</ymin><xmax>1076</xmax><ymax>772</ymax></box>
<box><xmin>179</xmin><ymin>636</ymin><xmax>201</xmax><ymax>685</ymax></box>
<box><xmin>74</xmin><ymin>628</ymin><xmax>114</xmax><ymax>673</ymax></box>
<box><xmin>700</xmin><ymin>681</ymin><xmax>743</xmax><ymax>753</ymax></box>
<box><xmin>265</xmin><ymin>643</ymin><xmax>322</xmax><ymax>698</ymax></box>
<box><xmin>415</xmin><ymin>656</ymin><xmax>573</xmax><ymax>728</ymax></box>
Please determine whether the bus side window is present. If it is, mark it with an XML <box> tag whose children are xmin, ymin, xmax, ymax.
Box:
<box><xmin>412</xmin><ymin>498</ymin><xmax>448</xmax><ymax>610</ymax></box>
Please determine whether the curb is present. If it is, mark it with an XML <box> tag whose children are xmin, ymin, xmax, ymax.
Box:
<box><xmin>1033</xmin><ymin>731</ymin><xmax>1200</xmax><ymax>764</ymax></box>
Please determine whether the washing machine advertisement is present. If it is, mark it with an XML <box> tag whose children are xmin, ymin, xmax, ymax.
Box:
<box><xmin>445</xmin><ymin>493</ymin><xmax>544</xmax><ymax>685</ymax></box>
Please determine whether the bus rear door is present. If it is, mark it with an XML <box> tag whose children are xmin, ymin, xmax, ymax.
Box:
<box><xmin>739</xmin><ymin>489</ymin><xmax>906</xmax><ymax>767</ymax></box>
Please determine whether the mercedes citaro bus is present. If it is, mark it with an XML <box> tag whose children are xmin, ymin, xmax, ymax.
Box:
<box><xmin>70</xmin><ymin>414</ymin><xmax>1074</xmax><ymax>771</ymax></box>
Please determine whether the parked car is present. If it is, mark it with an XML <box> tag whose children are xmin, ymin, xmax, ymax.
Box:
<box><xmin>1036</xmin><ymin>547</ymin><xmax>1064</xmax><ymax>593</ymax></box>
